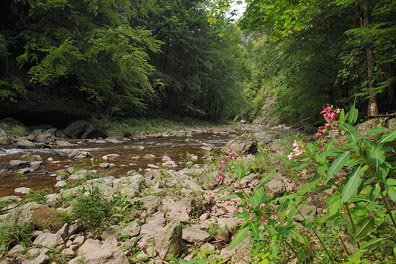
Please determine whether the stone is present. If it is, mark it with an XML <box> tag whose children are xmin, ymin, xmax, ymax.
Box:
<box><xmin>54</xmin><ymin>180</ymin><xmax>67</xmax><ymax>188</ymax></box>
<box><xmin>156</xmin><ymin>220</ymin><xmax>183</xmax><ymax>260</ymax></box>
<box><xmin>118</xmin><ymin>221</ymin><xmax>140</xmax><ymax>238</ymax></box>
<box><xmin>147</xmin><ymin>164</ymin><xmax>159</xmax><ymax>169</ymax></box>
<box><xmin>223</xmin><ymin>133</ymin><xmax>258</xmax><ymax>155</ymax></box>
<box><xmin>21</xmin><ymin>153</ymin><xmax>42</xmax><ymax>161</ymax></box>
<box><xmin>24</xmin><ymin>254</ymin><xmax>49</xmax><ymax>264</ymax></box>
<box><xmin>57</xmin><ymin>223</ymin><xmax>69</xmax><ymax>237</ymax></box>
<box><xmin>143</xmin><ymin>154</ymin><xmax>156</xmax><ymax>159</ymax></box>
<box><xmin>9</xmin><ymin>160</ymin><xmax>30</xmax><ymax>170</ymax></box>
<box><xmin>295</xmin><ymin>205</ymin><xmax>317</xmax><ymax>222</ymax></box>
<box><xmin>264</xmin><ymin>179</ymin><xmax>286</xmax><ymax>198</ymax></box>
<box><xmin>99</xmin><ymin>162</ymin><xmax>116</xmax><ymax>169</ymax></box>
<box><xmin>35</xmin><ymin>128</ymin><xmax>57</xmax><ymax>143</ymax></box>
<box><xmin>102</xmin><ymin>154</ymin><xmax>120</xmax><ymax>161</ymax></box>
<box><xmin>15</xmin><ymin>187</ymin><xmax>32</xmax><ymax>194</ymax></box>
<box><xmin>182</xmin><ymin>226</ymin><xmax>211</xmax><ymax>243</ymax></box>
<box><xmin>356</xmin><ymin>118</ymin><xmax>386</xmax><ymax>136</ymax></box>
<box><xmin>162</xmin><ymin>197</ymin><xmax>192</xmax><ymax>222</ymax></box>
<box><xmin>72</xmin><ymin>236</ymin><xmax>85</xmax><ymax>247</ymax></box>
<box><xmin>216</xmin><ymin>218</ymin><xmax>241</xmax><ymax>232</ymax></box>
<box><xmin>69</xmin><ymin>151</ymin><xmax>91</xmax><ymax>159</ymax></box>
<box><xmin>8</xmin><ymin>244</ymin><xmax>25</xmax><ymax>257</ymax></box>
<box><xmin>78</xmin><ymin>237</ymin><xmax>129</xmax><ymax>264</ymax></box>
<box><xmin>63</xmin><ymin>120</ymin><xmax>95</xmax><ymax>139</ymax></box>
<box><xmin>15</xmin><ymin>138</ymin><xmax>36</xmax><ymax>148</ymax></box>
<box><xmin>32</xmin><ymin>206</ymin><xmax>63</xmax><ymax>231</ymax></box>
<box><xmin>33</xmin><ymin>233</ymin><xmax>63</xmax><ymax>248</ymax></box>
<box><xmin>113</xmin><ymin>174</ymin><xmax>144</xmax><ymax>197</ymax></box>
<box><xmin>62</xmin><ymin>247</ymin><xmax>76</xmax><ymax>258</ymax></box>
<box><xmin>133</xmin><ymin>195</ymin><xmax>159</xmax><ymax>215</ymax></box>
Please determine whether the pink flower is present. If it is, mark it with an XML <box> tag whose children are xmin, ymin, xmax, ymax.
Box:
<box><xmin>320</xmin><ymin>106</ymin><xmax>331</xmax><ymax>115</ymax></box>
<box><xmin>332</xmin><ymin>124</ymin><xmax>339</xmax><ymax>131</ymax></box>
<box><xmin>288</xmin><ymin>152</ymin><xmax>295</xmax><ymax>160</ymax></box>
<box><xmin>314</xmin><ymin>133</ymin><xmax>322</xmax><ymax>139</ymax></box>
<box><xmin>262</xmin><ymin>217</ymin><xmax>269</xmax><ymax>225</ymax></box>
<box><xmin>217</xmin><ymin>171</ymin><xmax>224</xmax><ymax>182</ymax></box>
<box><xmin>324</xmin><ymin>123</ymin><xmax>331</xmax><ymax>129</ymax></box>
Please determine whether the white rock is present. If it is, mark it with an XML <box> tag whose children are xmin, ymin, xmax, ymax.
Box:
<box><xmin>15</xmin><ymin>187</ymin><xmax>31</xmax><ymax>194</ymax></box>
<box><xmin>33</xmin><ymin>233</ymin><xmax>63</xmax><ymax>248</ymax></box>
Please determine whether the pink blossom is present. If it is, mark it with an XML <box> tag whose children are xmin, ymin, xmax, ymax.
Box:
<box><xmin>262</xmin><ymin>217</ymin><xmax>269</xmax><ymax>225</ymax></box>
<box><xmin>324</xmin><ymin>123</ymin><xmax>331</xmax><ymax>129</ymax></box>
<box><xmin>320</xmin><ymin>106</ymin><xmax>331</xmax><ymax>115</ymax></box>
<box><xmin>314</xmin><ymin>133</ymin><xmax>322</xmax><ymax>139</ymax></box>
<box><xmin>332</xmin><ymin>124</ymin><xmax>339</xmax><ymax>131</ymax></box>
<box><xmin>217</xmin><ymin>171</ymin><xmax>223</xmax><ymax>182</ymax></box>
<box><xmin>288</xmin><ymin>152</ymin><xmax>295</xmax><ymax>160</ymax></box>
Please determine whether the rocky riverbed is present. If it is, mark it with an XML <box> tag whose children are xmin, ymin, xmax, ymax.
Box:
<box><xmin>0</xmin><ymin>119</ymin><xmax>295</xmax><ymax>264</ymax></box>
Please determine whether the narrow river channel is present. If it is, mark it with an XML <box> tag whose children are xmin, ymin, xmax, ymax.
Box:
<box><xmin>0</xmin><ymin>132</ymin><xmax>235</xmax><ymax>197</ymax></box>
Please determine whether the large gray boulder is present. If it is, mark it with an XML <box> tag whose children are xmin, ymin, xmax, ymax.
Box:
<box><xmin>63</xmin><ymin>120</ymin><xmax>96</xmax><ymax>139</ymax></box>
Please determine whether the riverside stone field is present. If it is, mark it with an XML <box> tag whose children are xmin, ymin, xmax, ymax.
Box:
<box><xmin>0</xmin><ymin>119</ymin><xmax>293</xmax><ymax>263</ymax></box>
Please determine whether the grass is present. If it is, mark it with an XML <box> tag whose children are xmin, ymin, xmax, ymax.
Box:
<box><xmin>0</xmin><ymin>121</ymin><xmax>28</xmax><ymax>136</ymax></box>
<box><xmin>91</xmin><ymin>116</ymin><xmax>233</xmax><ymax>135</ymax></box>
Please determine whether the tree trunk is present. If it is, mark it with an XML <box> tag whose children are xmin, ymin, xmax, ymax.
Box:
<box><xmin>362</xmin><ymin>0</ymin><xmax>378</xmax><ymax>116</ymax></box>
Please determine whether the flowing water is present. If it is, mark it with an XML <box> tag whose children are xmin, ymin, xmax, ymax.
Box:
<box><xmin>0</xmin><ymin>132</ymin><xmax>235</xmax><ymax>197</ymax></box>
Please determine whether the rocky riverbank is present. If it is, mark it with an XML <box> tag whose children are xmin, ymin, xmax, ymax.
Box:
<box><xmin>0</xmin><ymin>123</ymin><xmax>294</xmax><ymax>264</ymax></box>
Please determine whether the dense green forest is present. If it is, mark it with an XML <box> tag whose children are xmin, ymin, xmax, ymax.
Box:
<box><xmin>0</xmin><ymin>0</ymin><xmax>248</xmax><ymax>124</ymax></box>
<box><xmin>1</xmin><ymin>0</ymin><xmax>395</xmax><ymax>126</ymax></box>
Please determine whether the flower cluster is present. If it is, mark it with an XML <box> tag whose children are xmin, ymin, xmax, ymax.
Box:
<box><xmin>217</xmin><ymin>150</ymin><xmax>237</xmax><ymax>182</ymax></box>
<box><xmin>288</xmin><ymin>140</ymin><xmax>304</xmax><ymax>160</ymax></box>
<box><xmin>315</xmin><ymin>105</ymin><xmax>340</xmax><ymax>139</ymax></box>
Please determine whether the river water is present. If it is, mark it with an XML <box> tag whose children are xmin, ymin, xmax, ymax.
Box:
<box><xmin>0</xmin><ymin>132</ymin><xmax>235</xmax><ymax>197</ymax></box>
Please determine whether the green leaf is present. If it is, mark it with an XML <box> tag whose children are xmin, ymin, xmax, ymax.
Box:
<box><xmin>379</xmin><ymin>130</ymin><xmax>396</xmax><ymax>144</ymax></box>
<box><xmin>366</xmin><ymin>127</ymin><xmax>388</xmax><ymax>137</ymax></box>
<box><xmin>257</xmin><ymin>169</ymin><xmax>275</xmax><ymax>188</ymax></box>
<box><xmin>361</xmin><ymin>238</ymin><xmax>385</xmax><ymax>250</ymax></box>
<box><xmin>386</xmin><ymin>179</ymin><xmax>396</xmax><ymax>186</ymax></box>
<box><xmin>249</xmin><ymin>188</ymin><xmax>265</xmax><ymax>207</ymax></box>
<box><xmin>347</xmin><ymin>105</ymin><xmax>358</xmax><ymax>124</ymax></box>
<box><xmin>250</xmin><ymin>222</ymin><xmax>260</xmax><ymax>240</ymax></box>
<box><xmin>342</xmin><ymin>166</ymin><xmax>367</xmax><ymax>203</ymax></box>
<box><xmin>228</xmin><ymin>226</ymin><xmax>249</xmax><ymax>250</ymax></box>
<box><xmin>387</xmin><ymin>186</ymin><xmax>396</xmax><ymax>203</ymax></box>
<box><xmin>353</xmin><ymin>216</ymin><xmax>375</xmax><ymax>241</ymax></box>
<box><xmin>327</xmin><ymin>151</ymin><xmax>350</xmax><ymax>183</ymax></box>
<box><xmin>217</xmin><ymin>186</ymin><xmax>233</xmax><ymax>194</ymax></box>
<box><xmin>368</xmin><ymin>145</ymin><xmax>385</xmax><ymax>170</ymax></box>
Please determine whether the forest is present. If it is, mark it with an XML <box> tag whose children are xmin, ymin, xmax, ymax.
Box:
<box><xmin>2</xmin><ymin>1</ymin><xmax>396</xmax><ymax>263</ymax></box>
<box><xmin>1</xmin><ymin>0</ymin><xmax>395</xmax><ymax>126</ymax></box>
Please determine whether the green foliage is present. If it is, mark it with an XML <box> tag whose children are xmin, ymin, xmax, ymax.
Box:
<box><xmin>25</xmin><ymin>187</ymin><xmax>53</xmax><ymax>204</ymax></box>
<box><xmin>71</xmin><ymin>186</ymin><xmax>111</xmax><ymax>231</ymax></box>
<box><xmin>225</xmin><ymin>106</ymin><xmax>396</xmax><ymax>262</ymax></box>
<box><xmin>0</xmin><ymin>217</ymin><xmax>32</xmax><ymax>256</ymax></box>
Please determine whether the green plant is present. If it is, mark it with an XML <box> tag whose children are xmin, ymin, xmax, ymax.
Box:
<box><xmin>226</xmin><ymin>105</ymin><xmax>396</xmax><ymax>263</ymax></box>
<box><xmin>111</xmin><ymin>195</ymin><xmax>142</xmax><ymax>225</ymax></box>
<box><xmin>0</xmin><ymin>214</ymin><xmax>32</xmax><ymax>257</ymax></box>
<box><xmin>25</xmin><ymin>187</ymin><xmax>53</xmax><ymax>204</ymax></box>
<box><xmin>71</xmin><ymin>186</ymin><xmax>111</xmax><ymax>231</ymax></box>
<box><xmin>169</xmin><ymin>246</ymin><xmax>227</xmax><ymax>264</ymax></box>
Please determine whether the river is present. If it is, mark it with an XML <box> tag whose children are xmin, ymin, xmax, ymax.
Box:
<box><xmin>0</xmin><ymin>132</ymin><xmax>235</xmax><ymax>197</ymax></box>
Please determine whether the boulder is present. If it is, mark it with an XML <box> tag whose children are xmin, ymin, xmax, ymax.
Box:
<box><xmin>156</xmin><ymin>220</ymin><xmax>183</xmax><ymax>259</ymax></box>
<box><xmin>0</xmin><ymin>128</ymin><xmax>11</xmax><ymax>144</ymax></box>
<box><xmin>33</xmin><ymin>233</ymin><xmax>63</xmax><ymax>248</ymax></box>
<box><xmin>77</xmin><ymin>236</ymin><xmax>129</xmax><ymax>264</ymax></box>
<box><xmin>356</xmin><ymin>118</ymin><xmax>386</xmax><ymax>136</ymax></box>
<box><xmin>223</xmin><ymin>133</ymin><xmax>258</xmax><ymax>155</ymax></box>
<box><xmin>32</xmin><ymin>206</ymin><xmax>63</xmax><ymax>231</ymax></box>
<box><xmin>63</xmin><ymin>120</ymin><xmax>96</xmax><ymax>139</ymax></box>
<box><xmin>182</xmin><ymin>226</ymin><xmax>211</xmax><ymax>243</ymax></box>
<box><xmin>34</xmin><ymin>128</ymin><xmax>57</xmax><ymax>143</ymax></box>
